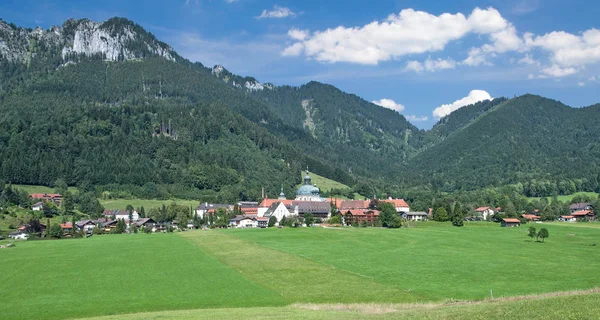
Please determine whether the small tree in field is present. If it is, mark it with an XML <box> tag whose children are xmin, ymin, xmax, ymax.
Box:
<box><xmin>433</xmin><ymin>208</ymin><xmax>449</xmax><ymax>222</ymax></box>
<box><xmin>538</xmin><ymin>228</ymin><xmax>549</xmax><ymax>242</ymax></box>
<box><xmin>528</xmin><ymin>227</ymin><xmax>537</xmax><ymax>241</ymax></box>
<box><xmin>268</xmin><ymin>216</ymin><xmax>277</xmax><ymax>227</ymax></box>
<box><xmin>48</xmin><ymin>224</ymin><xmax>63</xmax><ymax>238</ymax></box>
<box><xmin>279</xmin><ymin>216</ymin><xmax>287</xmax><ymax>227</ymax></box>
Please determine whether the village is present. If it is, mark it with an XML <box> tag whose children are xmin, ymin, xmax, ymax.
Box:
<box><xmin>6</xmin><ymin>170</ymin><xmax>597</xmax><ymax>240</ymax></box>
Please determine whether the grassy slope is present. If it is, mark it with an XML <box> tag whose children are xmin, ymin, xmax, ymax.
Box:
<box><xmin>84</xmin><ymin>291</ymin><xmax>600</xmax><ymax>320</ymax></box>
<box><xmin>10</xmin><ymin>184</ymin><xmax>79</xmax><ymax>194</ymax></box>
<box><xmin>527</xmin><ymin>191</ymin><xmax>599</xmax><ymax>203</ymax></box>
<box><xmin>99</xmin><ymin>198</ymin><xmax>198</xmax><ymax>210</ymax></box>
<box><xmin>299</xmin><ymin>171</ymin><xmax>365</xmax><ymax>199</ymax></box>
<box><xmin>0</xmin><ymin>234</ymin><xmax>284</xmax><ymax>320</ymax></box>
<box><xmin>229</xmin><ymin>223</ymin><xmax>600</xmax><ymax>301</ymax></box>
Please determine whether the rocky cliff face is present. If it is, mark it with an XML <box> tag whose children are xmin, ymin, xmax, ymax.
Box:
<box><xmin>0</xmin><ymin>18</ymin><xmax>176</xmax><ymax>64</ymax></box>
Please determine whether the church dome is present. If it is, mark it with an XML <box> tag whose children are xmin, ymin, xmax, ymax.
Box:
<box><xmin>296</xmin><ymin>184</ymin><xmax>320</xmax><ymax>196</ymax></box>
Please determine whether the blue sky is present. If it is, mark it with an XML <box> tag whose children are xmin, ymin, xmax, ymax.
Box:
<box><xmin>2</xmin><ymin>0</ymin><xmax>600</xmax><ymax>128</ymax></box>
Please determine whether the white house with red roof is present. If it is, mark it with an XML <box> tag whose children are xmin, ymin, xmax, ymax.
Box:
<box><xmin>475</xmin><ymin>206</ymin><xmax>495</xmax><ymax>220</ymax></box>
<box><xmin>571</xmin><ymin>210</ymin><xmax>595</xmax><ymax>221</ymax></box>
<box><xmin>380</xmin><ymin>197</ymin><xmax>410</xmax><ymax>213</ymax></box>
<box><xmin>559</xmin><ymin>215</ymin><xmax>576</xmax><ymax>222</ymax></box>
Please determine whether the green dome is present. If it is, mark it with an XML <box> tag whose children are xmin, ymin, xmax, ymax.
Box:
<box><xmin>296</xmin><ymin>184</ymin><xmax>320</xmax><ymax>196</ymax></box>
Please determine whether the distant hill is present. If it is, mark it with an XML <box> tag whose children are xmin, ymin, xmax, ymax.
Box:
<box><xmin>430</xmin><ymin>98</ymin><xmax>508</xmax><ymax>138</ymax></box>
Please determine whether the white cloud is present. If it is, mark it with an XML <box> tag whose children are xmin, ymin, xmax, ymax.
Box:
<box><xmin>224</xmin><ymin>0</ymin><xmax>238</xmax><ymax>3</ymax></box>
<box><xmin>372</xmin><ymin>98</ymin><xmax>405</xmax><ymax>112</ymax></box>
<box><xmin>288</xmin><ymin>29</ymin><xmax>309</xmax><ymax>41</ymax></box>
<box><xmin>405</xmin><ymin>58</ymin><xmax>456</xmax><ymax>73</ymax></box>
<box><xmin>540</xmin><ymin>65</ymin><xmax>577</xmax><ymax>78</ymax></box>
<box><xmin>405</xmin><ymin>115</ymin><xmax>429</xmax><ymax>122</ymax></box>
<box><xmin>257</xmin><ymin>5</ymin><xmax>295</xmax><ymax>19</ymax></box>
<box><xmin>518</xmin><ymin>54</ymin><xmax>538</xmax><ymax>65</ymax></box>
<box><xmin>433</xmin><ymin>90</ymin><xmax>492</xmax><ymax>118</ymax></box>
<box><xmin>578</xmin><ymin>82</ymin><xmax>586</xmax><ymax>87</ymax></box>
<box><xmin>282</xmin><ymin>7</ymin><xmax>510</xmax><ymax>65</ymax></box>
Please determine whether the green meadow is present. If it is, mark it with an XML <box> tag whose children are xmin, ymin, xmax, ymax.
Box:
<box><xmin>98</xmin><ymin>198</ymin><xmax>198</xmax><ymax>210</ymax></box>
<box><xmin>1</xmin><ymin>223</ymin><xmax>599</xmax><ymax>319</ymax></box>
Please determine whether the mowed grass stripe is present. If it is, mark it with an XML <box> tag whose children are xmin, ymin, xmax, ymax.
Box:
<box><xmin>179</xmin><ymin>230</ymin><xmax>421</xmax><ymax>304</ymax></box>
<box><xmin>0</xmin><ymin>234</ymin><xmax>285</xmax><ymax>320</ymax></box>
<box><xmin>82</xmin><ymin>290</ymin><xmax>600</xmax><ymax>320</ymax></box>
<box><xmin>228</xmin><ymin>223</ymin><xmax>600</xmax><ymax>301</ymax></box>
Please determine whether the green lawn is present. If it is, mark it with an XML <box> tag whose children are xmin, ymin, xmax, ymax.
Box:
<box><xmin>2</xmin><ymin>223</ymin><xmax>599</xmax><ymax>320</ymax></box>
<box><xmin>10</xmin><ymin>184</ymin><xmax>79</xmax><ymax>194</ymax></box>
<box><xmin>527</xmin><ymin>191</ymin><xmax>599</xmax><ymax>203</ymax></box>
<box><xmin>99</xmin><ymin>198</ymin><xmax>198</xmax><ymax>210</ymax></box>
<box><xmin>0</xmin><ymin>234</ymin><xmax>284</xmax><ymax>320</ymax></box>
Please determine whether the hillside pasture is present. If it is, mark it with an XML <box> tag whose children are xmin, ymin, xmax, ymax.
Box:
<box><xmin>99</xmin><ymin>198</ymin><xmax>198</xmax><ymax>210</ymax></box>
<box><xmin>527</xmin><ymin>191</ymin><xmax>599</xmax><ymax>203</ymax></box>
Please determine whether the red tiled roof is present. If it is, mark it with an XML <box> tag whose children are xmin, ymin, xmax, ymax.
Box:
<box><xmin>343</xmin><ymin>209</ymin><xmax>379</xmax><ymax>216</ymax></box>
<box><xmin>327</xmin><ymin>198</ymin><xmax>345</xmax><ymax>208</ymax></box>
<box><xmin>522</xmin><ymin>214</ymin><xmax>540</xmax><ymax>220</ymax></box>
<box><xmin>571</xmin><ymin>210</ymin><xmax>593</xmax><ymax>216</ymax></box>
<box><xmin>240</xmin><ymin>207</ymin><xmax>258</xmax><ymax>214</ymax></box>
<box><xmin>561</xmin><ymin>215</ymin><xmax>575</xmax><ymax>219</ymax></box>
<box><xmin>30</xmin><ymin>193</ymin><xmax>62</xmax><ymax>199</ymax></box>
<box><xmin>60</xmin><ymin>222</ymin><xmax>73</xmax><ymax>229</ymax></box>
<box><xmin>502</xmin><ymin>218</ymin><xmax>521</xmax><ymax>223</ymax></box>
<box><xmin>476</xmin><ymin>206</ymin><xmax>492</xmax><ymax>212</ymax></box>
<box><xmin>381</xmin><ymin>198</ymin><xmax>409</xmax><ymax>208</ymax></box>
<box><xmin>339</xmin><ymin>200</ymin><xmax>369</xmax><ymax>210</ymax></box>
<box><xmin>259</xmin><ymin>199</ymin><xmax>294</xmax><ymax>207</ymax></box>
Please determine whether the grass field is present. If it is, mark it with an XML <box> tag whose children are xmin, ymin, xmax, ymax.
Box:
<box><xmin>527</xmin><ymin>191</ymin><xmax>599</xmax><ymax>203</ymax></box>
<box><xmin>99</xmin><ymin>198</ymin><xmax>199</xmax><ymax>210</ymax></box>
<box><xmin>10</xmin><ymin>184</ymin><xmax>79</xmax><ymax>194</ymax></box>
<box><xmin>1</xmin><ymin>222</ymin><xmax>599</xmax><ymax>319</ymax></box>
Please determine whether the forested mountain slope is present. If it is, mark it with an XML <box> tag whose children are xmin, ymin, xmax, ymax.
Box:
<box><xmin>403</xmin><ymin>95</ymin><xmax>600</xmax><ymax>195</ymax></box>
<box><xmin>430</xmin><ymin>98</ymin><xmax>508</xmax><ymax>138</ymax></box>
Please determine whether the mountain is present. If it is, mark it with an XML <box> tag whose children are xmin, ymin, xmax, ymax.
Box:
<box><xmin>430</xmin><ymin>98</ymin><xmax>507</xmax><ymax>139</ymax></box>
<box><xmin>402</xmin><ymin>95</ymin><xmax>600</xmax><ymax>195</ymax></box>
<box><xmin>1</xmin><ymin>17</ymin><xmax>600</xmax><ymax>201</ymax></box>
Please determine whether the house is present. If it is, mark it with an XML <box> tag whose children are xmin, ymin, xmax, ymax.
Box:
<box><xmin>339</xmin><ymin>200</ymin><xmax>369</xmax><ymax>211</ymax></box>
<box><xmin>238</xmin><ymin>201</ymin><xmax>259</xmax><ymax>215</ymax></box>
<box><xmin>293</xmin><ymin>201</ymin><xmax>331</xmax><ymax>219</ymax></box>
<box><xmin>31</xmin><ymin>202</ymin><xmax>44</xmax><ymax>211</ymax></box>
<box><xmin>571</xmin><ymin>210</ymin><xmax>595</xmax><ymax>221</ymax></box>
<box><xmin>114</xmin><ymin>210</ymin><xmax>139</xmax><ymax>222</ymax></box>
<box><xmin>101</xmin><ymin>220</ymin><xmax>118</xmax><ymax>232</ymax></box>
<box><xmin>134</xmin><ymin>218</ymin><xmax>156</xmax><ymax>229</ymax></box>
<box><xmin>263</xmin><ymin>202</ymin><xmax>294</xmax><ymax>223</ymax></box>
<box><xmin>257</xmin><ymin>198</ymin><xmax>294</xmax><ymax>217</ymax></box>
<box><xmin>60</xmin><ymin>222</ymin><xmax>73</xmax><ymax>235</ymax></box>
<box><xmin>256</xmin><ymin>217</ymin><xmax>269</xmax><ymax>228</ymax></box>
<box><xmin>30</xmin><ymin>193</ymin><xmax>62</xmax><ymax>205</ymax></box>
<box><xmin>501</xmin><ymin>218</ymin><xmax>521</xmax><ymax>227</ymax></box>
<box><xmin>229</xmin><ymin>215</ymin><xmax>258</xmax><ymax>228</ymax></box>
<box><xmin>521</xmin><ymin>214</ymin><xmax>541</xmax><ymax>222</ymax></box>
<box><xmin>476</xmin><ymin>207</ymin><xmax>495</xmax><ymax>220</ymax></box>
<box><xmin>8</xmin><ymin>231</ymin><xmax>28</xmax><ymax>239</ymax></box>
<box><xmin>77</xmin><ymin>220</ymin><xmax>97</xmax><ymax>233</ymax></box>
<box><xmin>559</xmin><ymin>215</ymin><xmax>576</xmax><ymax>222</ymax></box>
<box><xmin>342</xmin><ymin>209</ymin><xmax>380</xmax><ymax>224</ymax></box>
<box><xmin>195</xmin><ymin>203</ymin><xmax>233</xmax><ymax>219</ymax></box>
<box><xmin>569</xmin><ymin>202</ymin><xmax>593</xmax><ymax>213</ymax></box>
<box><xmin>381</xmin><ymin>198</ymin><xmax>410</xmax><ymax>213</ymax></box>
<box><xmin>401</xmin><ymin>212</ymin><xmax>429</xmax><ymax>221</ymax></box>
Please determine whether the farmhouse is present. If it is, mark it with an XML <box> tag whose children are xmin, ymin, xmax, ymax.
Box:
<box><xmin>256</xmin><ymin>217</ymin><xmax>268</xmax><ymax>228</ymax></box>
<box><xmin>381</xmin><ymin>197</ymin><xmax>410</xmax><ymax>213</ymax></box>
<box><xmin>339</xmin><ymin>200</ymin><xmax>369</xmax><ymax>211</ymax></box>
<box><xmin>559</xmin><ymin>215</ymin><xmax>576</xmax><ymax>222</ymax></box>
<box><xmin>229</xmin><ymin>215</ymin><xmax>258</xmax><ymax>228</ymax></box>
<box><xmin>8</xmin><ymin>231</ymin><xmax>28</xmax><ymax>239</ymax></box>
<box><xmin>476</xmin><ymin>207</ymin><xmax>495</xmax><ymax>220</ymax></box>
<box><xmin>135</xmin><ymin>218</ymin><xmax>156</xmax><ymax>228</ymax></box>
<box><xmin>571</xmin><ymin>210</ymin><xmax>595</xmax><ymax>221</ymax></box>
<box><xmin>77</xmin><ymin>220</ymin><xmax>97</xmax><ymax>233</ymax></box>
<box><xmin>60</xmin><ymin>222</ymin><xmax>73</xmax><ymax>234</ymax></box>
<box><xmin>401</xmin><ymin>212</ymin><xmax>429</xmax><ymax>221</ymax></box>
<box><xmin>195</xmin><ymin>203</ymin><xmax>233</xmax><ymax>219</ymax></box>
<box><xmin>569</xmin><ymin>202</ymin><xmax>593</xmax><ymax>213</ymax></box>
<box><xmin>295</xmin><ymin>201</ymin><xmax>330</xmax><ymax>219</ymax></box>
<box><xmin>501</xmin><ymin>218</ymin><xmax>521</xmax><ymax>227</ymax></box>
<box><xmin>30</xmin><ymin>193</ymin><xmax>62</xmax><ymax>205</ymax></box>
<box><xmin>262</xmin><ymin>202</ymin><xmax>294</xmax><ymax>223</ymax></box>
<box><xmin>342</xmin><ymin>209</ymin><xmax>379</xmax><ymax>224</ymax></box>
<box><xmin>521</xmin><ymin>214</ymin><xmax>541</xmax><ymax>221</ymax></box>
<box><xmin>115</xmin><ymin>210</ymin><xmax>139</xmax><ymax>222</ymax></box>
<box><xmin>31</xmin><ymin>202</ymin><xmax>44</xmax><ymax>211</ymax></box>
